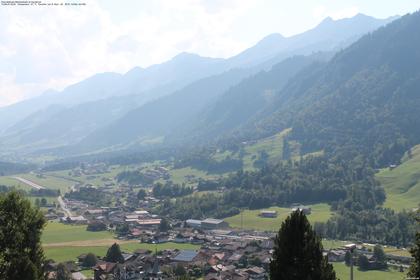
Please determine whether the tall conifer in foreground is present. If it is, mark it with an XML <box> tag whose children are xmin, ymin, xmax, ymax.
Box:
<box><xmin>0</xmin><ymin>191</ymin><xmax>46</xmax><ymax>280</ymax></box>
<box><xmin>270</xmin><ymin>210</ymin><xmax>336</xmax><ymax>280</ymax></box>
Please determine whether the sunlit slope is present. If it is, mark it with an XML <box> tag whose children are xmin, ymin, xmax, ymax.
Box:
<box><xmin>376</xmin><ymin>144</ymin><xmax>420</xmax><ymax>211</ymax></box>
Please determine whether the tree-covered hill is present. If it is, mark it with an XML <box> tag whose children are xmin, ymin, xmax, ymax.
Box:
<box><xmin>227</xmin><ymin>11</ymin><xmax>420</xmax><ymax>169</ymax></box>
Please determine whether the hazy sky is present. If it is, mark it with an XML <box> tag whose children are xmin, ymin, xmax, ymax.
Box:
<box><xmin>0</xmin><ymin>0</ymin><xmax>419</xmax><ymax>107</ymax></box>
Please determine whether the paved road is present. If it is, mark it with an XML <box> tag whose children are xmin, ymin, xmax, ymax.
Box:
<box><xmin>12</xmin><ymin>177</ymin><xmax>45</xmax><ymax>190</ymax></box>
<box><xmin>57</xmin><ymin>195</ymin><xmax>72</xmax><ymax>218</ymax></box>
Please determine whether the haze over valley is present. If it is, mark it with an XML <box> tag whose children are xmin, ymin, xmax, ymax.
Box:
<box><xmin>0</xmin><ymin>2</ymin><xmax>420</xmax><ymax>280</ymax></box>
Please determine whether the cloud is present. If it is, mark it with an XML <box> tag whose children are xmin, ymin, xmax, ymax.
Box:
<box><xmin>0</xmin><ymin>0</ymin><xmax>258</xmax><ymax>107</ymax></box>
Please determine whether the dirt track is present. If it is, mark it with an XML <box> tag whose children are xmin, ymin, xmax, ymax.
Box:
<box><xmin>43</xmin><ymin>239</ymin><xmax>137</xmax><ymax>248</ymax></box>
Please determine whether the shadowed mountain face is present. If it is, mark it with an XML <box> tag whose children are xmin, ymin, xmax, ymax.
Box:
<box><xmin>232</xmin><ymin>11</ymin><xmax>420</xmax><ymax>167</ymax></box>
<box><xmin>0</xmin><ymin>14</ymin><xmax>396</xmax><ymax>155</ymax></box>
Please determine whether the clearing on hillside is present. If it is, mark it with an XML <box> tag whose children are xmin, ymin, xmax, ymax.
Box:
<box><xmin>376</xmin><ymin>144</ymin><xmax>420</xmax><ymax>211</ymax></box>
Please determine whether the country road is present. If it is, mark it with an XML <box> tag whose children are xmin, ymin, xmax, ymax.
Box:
<box><xmin>57</xmin><ymin>195</ymin><xmax>72</xmax><ymax>218</ymax></box>
<box><xmin>10</xmin><ymin>177</ymin><xmax>73</xmax><ymax>218</ymax></box>
<box><xmin>12</xmin><ymin>177</ymin><xmax>45</xmax><ymax>190</ymax></box>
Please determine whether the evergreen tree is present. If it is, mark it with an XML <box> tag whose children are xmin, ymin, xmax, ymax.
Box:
<box><xmin>104</xmin><ymin>243</ymin><xmax>124</xmax><ymax>263</ymax></box>
<box><xmin>358</xmin><ymin>255</ymin><xmax>370</xmax><ymax>271</ymax></box>
<box><xmin>174</xmin><ymin>263</ymin><xmax>187</xmax><ymax>276</ymax></box>
<box><xmin>137</xmin><ymin>189</ymin><xmax>147</xmax><ymax>200</ymax></box>
<box><xmin>159</xmin><ymin>218</ymin><xmax>171</xmax><ymax>232</ymax></box>
<box><xmin>55</xmin><ymin>263</ymin><xmax>71</xmax><ymax>280</ymax></box>
<box><xmin>344</xmin><ymin>251</ymin><xmax>351</xmax><ymax>266</ymax></box>
<box><xmin>373</xmin><ymin>245</ymin><xmax>387</xmax><ymax>268</ymax></box>
<box><xmin>408</xmin><ymin>211</ymin><xmax>420</xmax><ymax>278</ymax></box>
<box><xmin>40</xmin><ymin>197</ymin><xmax>47</xmax><ymax>206</ymax></box>
<box><xmin>82</xmin><ymin>253</ymin><xmax>98</xmax><ymax>267</ymax></box>
<box><xmin>269</xmin><ymin>210</ymin><xmax>336</xmax><ymax>280</ymax></box>
<box><xmin>0</xmin><ymin>191</ymin><xmax>46</xmax><ymax>280</ymax></box>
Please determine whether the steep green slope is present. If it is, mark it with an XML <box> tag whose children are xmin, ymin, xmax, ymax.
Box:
<box><xmin>176</xmin><ymin>55</ymin><xmax>325</xmax><ymax>142</ymax></box>
<box><xmin>76</xmin><ymin>68</ymin><xmax>257</xmax><ymax>152</ymax></box>
<box><xmin>234</xmin><ymin>11</ymin><xmax>420</xmax><ymax>169</ymax></box>
<box><xmin>377</xmin><ymin>144</ymin><xmax>420</xmax><ymax>211</ymax></box>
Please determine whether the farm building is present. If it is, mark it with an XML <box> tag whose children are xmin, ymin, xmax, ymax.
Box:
<box><xmin>172</xmin><ymin>250</ymin><xmax>199</xmax><ymax>262</ymax></box>
<box><xmin>259</xmin><ymin>210</ymin><xmax>277</xmax><ymax>218</ymax></box>
<box><xmin>186</xmin><ymin>219</ymin><xmax>202</xmax><ymax>229</ymax></box>
<box><xmin>137</xmin><ymin>219</ymin><xmax>161</xmax><ymax>228</ymax></box>
<box><xmin>291</xmin><ymin>205</ymin><xmax>311</xmax><ymax>215</ymax></box>
<box><xmin>201</xmin><ymin>218</ymin><xmax>229</xmax><ymax>230</ymax></box>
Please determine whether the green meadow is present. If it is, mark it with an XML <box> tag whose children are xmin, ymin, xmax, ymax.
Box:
<box><xmin>225</xmin><ymin>203</ymin><xmax>332</xmax><ymax>231</ymax></box>
<box><xmin>333</xmin><ymin>262</ymin><xmax>405</xmax><ymax>280</ymax></box>
<box><xmin>44</xmin><ymin>242</ymin><xmax>200</xmax><ymax>263</ymax></box>
<box><xmin>0</xmin><ymin>173</ymin><xmax>74</xmax><ymax>193</ymax></box>
<box><xmin>376</xmin><ymin>144</ymin><xmax>420</xmax><ymax>211</ymax></box>
<box><xmin>42</xmin><ymin>222</ymin><xmax>113</xmax><ymax>244</ymax></box>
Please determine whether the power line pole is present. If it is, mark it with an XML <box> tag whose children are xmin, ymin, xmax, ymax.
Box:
<box><xmin>345</xmin><ymin>244</ymin><xmax>356</xmax><ymax>280</ymax></box>
<box><xmin>241</xmin><ymin>211</ymin><xmax>243</xmax><ymax>230</ymax></box>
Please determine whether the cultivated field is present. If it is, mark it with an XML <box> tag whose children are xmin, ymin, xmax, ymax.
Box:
<box><xmin>225</xmin><ymin>203</ymin><xmax>332</xmax><ymax>231</ymax></box>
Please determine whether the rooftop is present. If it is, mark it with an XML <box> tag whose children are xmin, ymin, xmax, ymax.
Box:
<box><xmin>202</xmin><ymin>218</ymin><xmax>225</xmax><ymax>224</ymax></box>
<box><xmin>172</xmin><ymin>250</ymin><xmax>199</xmax><ymax>262</ymax></box>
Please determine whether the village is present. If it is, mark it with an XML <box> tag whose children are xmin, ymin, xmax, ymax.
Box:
<box><xmin>41</xmin><ymin>182</ymin><xmax>413</xmax><ymax>280</ymax></box>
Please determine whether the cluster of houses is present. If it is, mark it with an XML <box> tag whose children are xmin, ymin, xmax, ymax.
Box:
<box><xmin>186</xmin><ymin>218</ymin><xmax>229</xmax><ymax>230</ymax></box>
<box><xmin>63</xmin><ymin>229</ymin><xmax>274</xmax><ymax>280</ymax></box>
<box><xmin>44</xmin><ymin>180</ymin><xmax>412</xmax><ymax>280</ymax></box>
<box><xmin>142</xmin><ymin>166</ymin><xmax>170</xmax><ymax>181</ymax></box>
<box><xmin>325</xmin><ymin>243</ymin><xmax>413</xmax><ymax>271</ymax></box>
<box><xmin>69</xmin><ymin>163</ymin><xmax>110</xmax><ymax>177</ymax></box>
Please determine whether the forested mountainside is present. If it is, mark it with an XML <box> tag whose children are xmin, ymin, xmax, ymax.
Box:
<box><xmin>216</xmin><ymin>11</ymin><xmax>420</xmax><ymax>167</ymax></box>
<box><xmin>0</xmin><ymin>161</ymin><xmax>34</xmax><ymax>176</ymax></box>
<box><xmin>74</xmin><ymin>68</ymin><xmax>258</xmax><ymax>152</ymax></box>
<box><xmin>157</xmin><ymin>12</ymin><xmax>420</xmax><ymax>246</ymax></box>
<box><xmin>72</xmin><ymin>15</ymin><xmax>393</xmax><ymax>155</ymax></box>
<box><xmin>170</xmin><ymin>53</ymin><xmax>332</xmax><ymax>143</ymax></box>
<box><xmin>0</xmin><ymin>14</ymin><xmax>394</xmax><ymax>157</ymax></box>
<box><xmin>80</xmin><ymin>54</ymin><xmax>328</xmax><ymax>151</ymax></box>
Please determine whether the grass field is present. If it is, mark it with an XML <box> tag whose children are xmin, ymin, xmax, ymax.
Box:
<box><xmin>44</xmin><ymin>242</ymin><xmax>200</xmax><ymax>262</ymax></box>
<box><xmin>321</xmin><ymin>240</ymin><xmax>411</xmax><ymax>257</ymax></box>
<box><xmin>0</xmin><ymin>173</ymin><xmax>74</xmax><ymax>193</ymax></box>
<box><xmin>322</xmin><ymin>240</ymin><xmax>350</xmax><ymax>250</ymax></box>
<box><xmin>333</xmin><ymin>262</ymin><xmax>405</xmax><ymax>280</ymax></box>
<box><xmin>242</xmin><ymin>129</ymin><xmax>290</xmax><ymax>171</ymax></box>
<box><xmin>168</xmin><ymin>166</ymin><xmax>220</xmax><ymax>185</ymax></box>
<box><xmin>46</xmin><ymin>164</ymin><xmax>133</xmax><ymax>188</ymax></box>
<box><xmin>0</xmin><ymin>176</ymin><xmax>33</xmax><ymax>191</ymax></box>
<box><xmin>376</xmin><ymin>144</ymin><xmax>420</xmax><ymax>211</ymax></box>
<box><xmin>27</xmin><ymin>196</ymin><xmax>57</xmax><ymax>205</ymax></box>
<box><xmin>225</xmin><ymin>203</ymin><xmax>332</xmax><ymax>231</ymax></box>
<box><xmin>42</xmin><ymin>222</ymin><xmax>113</xmax><ymax>244</ymax></box>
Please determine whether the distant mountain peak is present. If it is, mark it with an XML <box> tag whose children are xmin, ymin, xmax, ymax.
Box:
<box><xmin>171</xmin><ymin>52</ymin><xmax>201</xmax><ymax>61</ymax></box>
<box><xmin>320</xmin><ymin>16</ymin><xmax>334</xmax><ymax>23</ymax></box>
<box><xmin>125</xmin><ymin>66</ymin><xmax>143</xmax><ymax>74</ymax></box>
<box><xmin>124</xmin><ymin>66</ymin><xmax>144</xmax><ymax>78</ymax></box>
<box><xmin>318</xmin><ymin>13</ymin><xmax>376</xmax><ymax>26</ymax></box>
<box><xmin>257</xmin><ymin>33</ymin><xmax>286</xmax><ymax>45</ymax></box>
